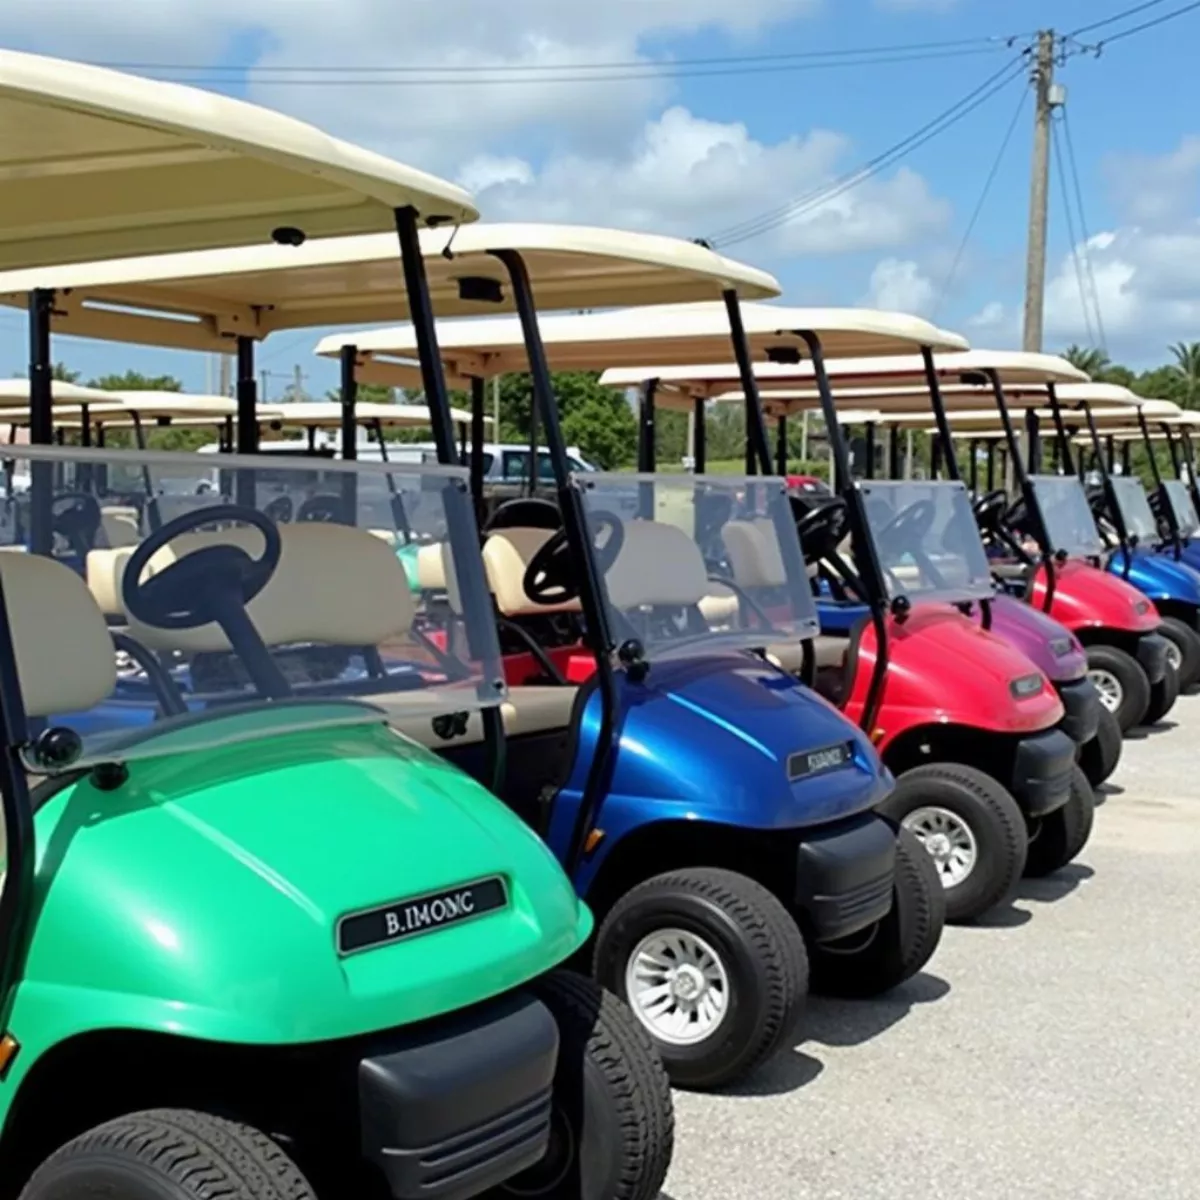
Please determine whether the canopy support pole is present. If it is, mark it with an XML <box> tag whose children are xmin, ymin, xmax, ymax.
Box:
<box><xmin>469</xmin><ymin>376</ymin><xmax>487</xmax><ymax>513</ymax></box>
<box><xmin>693</xmin><ymin>395</ymin><xmax>706</xmax><ymax>474</ymax></box>
<box><xmin>776</xmin><ymin>415</ymin><xmax>788</xmax><ymax>476</ymax></box>
<box><xmin>28</xmin><ymin>289</ymin><xmax>54</xmax><ymax>556</ymax></box>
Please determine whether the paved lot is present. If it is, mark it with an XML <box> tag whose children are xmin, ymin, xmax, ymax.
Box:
<box><xmin>664</xmin><ymin>692</ymin><xmax>1200</xmax><ymax>1200</ymax></box>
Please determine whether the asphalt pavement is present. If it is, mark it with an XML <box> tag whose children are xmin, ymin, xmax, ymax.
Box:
<box><xmin>664</xmin><ymin>691</ymin><xmax>1200</xmax><ymax>1200</ymax></box>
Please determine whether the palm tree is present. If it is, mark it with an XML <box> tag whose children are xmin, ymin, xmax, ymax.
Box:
<box><xmin>1168</xmin><ymin>341</ymin><xmax>1200</xmax><ymax>408</ymax></box>
<box><xmin>1061</xmin><ymin>344</ymin><xmax>1111</xmax><ymax>378</ymax></box>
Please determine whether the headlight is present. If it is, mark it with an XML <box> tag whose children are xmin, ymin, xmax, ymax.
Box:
<box><xmin>1010</xmin><ymin>673</ymin><xmax>1044</xmax><ymax>699</ymax></box>
<box><xmin>1049</xmin><ymin>637</ymin><xmax>1075</xmax><ymax>658</ymax></box>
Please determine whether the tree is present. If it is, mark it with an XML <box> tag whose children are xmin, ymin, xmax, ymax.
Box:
<box><xmin>1169</xmin><ymin>341</ymin><xmax>1200</xmax><ymax>408</ymax></box>
<box><xmin>51</xmin><ymin>362</ymin><xmax>80</xmax><ymax>382</ymax></box>
<box><xmin>87</xmin><ymin>370</ymin><xmax>182</xmax><ymax>392</ymax></box>
<box><xmin>1061</xmin><ymin>345</ymin><xmax>1111</xmax><ymax>378</ymax></box>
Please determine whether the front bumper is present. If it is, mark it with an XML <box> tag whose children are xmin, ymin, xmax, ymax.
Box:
<box><xmin>794</xmin><ymin>812</ymin><xmax>897</xmax><ymax>942</ymax></box>
<box><xmin>1136</xmin><ymin>632</ymin><xmax>1170</xmax><ymax>685</ymax></box>
<box><xmin>1055</xmin><ymin>677</ymin><xmax>1101</xmax><ymax>744</ymax></box>
<box><xmin>1009</xmin><ymin>728</ymin><xmax>1076</xmax><ymax>818</ymax></box>
<box><xmin>360</xmin><ymin>991</ymin><xmax>558</xmax><ymax>1200</ymax></box>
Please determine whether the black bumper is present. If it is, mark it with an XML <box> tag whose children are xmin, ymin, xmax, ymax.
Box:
<box><xmin>1136</xmin><ymin>632</ymin><xmax>1170</xmax><ymax>685</ymax></box>
<box><xmin>1056</xmin><ymin>677</ymin><xmax>1101</xmax><ymax>744</ymax></box>
<box><xmin>794</xmin><ymin>812</ymin><xmax>897</xmax><ymax>942</ymax></box>
<box><xmin>1009</xmin><ymin>728</ymin><xmax>1076</xmax><ymax>818</ymax></box>
<box><xmin>360</xmin><ymin>991</ymin><xmax>558</xmax><ymax>1200</ymax></box>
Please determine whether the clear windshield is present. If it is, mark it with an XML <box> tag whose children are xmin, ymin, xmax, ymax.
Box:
<box><xmin>1109</xmin><ymin>476</ymin><xmax>1159</xmax><ymax>543</ymax></box>
<box><xmin>575</xmin><ymin>472</ymin><xmax>819</xmax><ymax>662</ymax></box>
<box><xmin>1028</xmin><ymin>475</ymin><xmax>1105</xmax><ymax>557</ymax></box>
<box><xmin>0</xmin><ymin>445</ymin><xmax>504</xmax><ymax>774</ymax></box>
<box><xmin>1164</xmin><ymin>480</ymin><xmax>1200</xmax><ymax>537</ymax></box>
<box><xmin>858</xmin><ymin>479</ymin><xmax>993</xmax><ymax>604</ymax></box>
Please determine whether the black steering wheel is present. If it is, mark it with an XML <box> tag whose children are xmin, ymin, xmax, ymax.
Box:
<box><xmin>791</xmin><ymin>495</ymin><xmax>848</xmax><ymax>563</ymax></box>
<box><xmin>485</xmin><ymin>497</ymin><xmax>561</xmax><ymax>532</ymax></box>
<box><xmin>876</xmin><ymin>499</ymin><xmax>937</xmax><ymax>558</ymax></box>
<box><xmin>972</xmin><ymin>489</ymin><xmax>1009</xmax><ymax>534</ymax></box>
<box><xmin>522</xmin><ymin>513</ymin><xmax>625</xmax><ymax>606</ymax></box>
<box><xmin>123</xmin><ymin>505</ymin><xmax>281</xmax><ymax>633</ymax></box>
<box><xmin>52</xmin><ymin>491</ymin><xmax>102</xmax><ymax>558</ymax></box>
<box><xmin>264</xmin><ymin>495</ymin><xmax>294</xmax><ymax>524</ymax></box>
<box><xmin>296</xmin><ymin>494</ymin><xmax>347</xmax><ymax>524</ymax></box>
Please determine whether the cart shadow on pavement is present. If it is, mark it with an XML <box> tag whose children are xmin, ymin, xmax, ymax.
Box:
<box><xmin>1015</xmin><ymin>861</ymin><xmax>1095</xmax><ymax>906</ymax></box>
<box><xmin>802</xmin><ymin>971</ymin><xmax>951</xmax><ymax>1051</ymax></box>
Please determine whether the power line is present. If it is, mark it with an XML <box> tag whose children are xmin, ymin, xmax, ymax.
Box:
<box><xmin>705</xmin><ymin>51</ymin><xmax>1031</xmax><ymax>249</ymax></box>
<box><xmin>1093</xmin><ymin>0</ymin><xmax>1200</xmax><ymax>45</ymax></box>
<box><xmin>1051</xmin><ymin>115</ymin><xmax>1099</xmax><ymax>350</ymax></box>
<box><xmin>933</xmin><ymin>85</ymin><xmax>1029</xmax><ymax>316</ymax></box>
<box><xmin>1060</xmin><ymin>104</ymin><xmax>1108</xmax><ymax>353</ymax></box>
<box><xmin>1067</xmin><ymin>0</ymin><xmax>1175</xmax><ymax>37</ymax></box>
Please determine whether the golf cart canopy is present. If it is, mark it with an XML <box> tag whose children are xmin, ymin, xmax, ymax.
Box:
<box><xmin>318</xmin><ymin>302</ymin><xmax>966</xmax><ymax>390</ymax></box>
<box><xmin>0</xmin><ymin>48</ymin><xmax>475</xmax><ymax>272</ymax></box>
<box><xmin>0</xmin><ymin>224</ymin><xmax>778</xmax><ymax>355</ymax></box>
<box><xmin>0</xmin><ymin>379</ymin><xmax>114</xmax><ymax>407</ymax></box>
<box><xmin>264</xmin><ymin>401</ymin><xmax>482</xmax><ymax>429</ymax></box>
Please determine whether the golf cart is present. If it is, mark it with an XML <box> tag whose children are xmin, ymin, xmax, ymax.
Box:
<box><xmin>0</xmin><ymin>50</ymin><xmax>675</xmax><ymax>1200</ymax></box>
<box><xmin>324</xmin><ymin>299</ymin><xmax>957</xmax><ymax>1085</ymax></box>
<box><xmin>601</xmin><ymin>352</ymin><xmax>1093</xmax><ymax>924</ymax></box>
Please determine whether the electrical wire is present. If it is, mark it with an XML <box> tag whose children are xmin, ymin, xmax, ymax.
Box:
<box><xmin>1060</xmin><ymin>105</ymin><xmax>1108</xmax><ymax>353</ymax></box>
<box><xmin>1094</xmin><ymin>0</ymin><xmax>1200</xmax><ymax>45</ymax></box>
<box><xmin>933</xmin><ymin>85</ymin><xmax>1028</xmax><ymax>317</ymax></box>
<box><xmin>1067</xmin><ymin>0</ymin><xmax>1175</xmax><ymax>38</ymax></box>
<box><xmin>1052</xmin><ymin>116</ymin><xmax>1099</xmax><ymax>350</ymax></box>
<box><xmin>705</xmin><ymin>51</ymin><xmax>1030</xmax><ymax>249</ymax></box>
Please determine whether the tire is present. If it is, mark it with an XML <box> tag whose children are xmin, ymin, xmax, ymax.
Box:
<box><xmin>592</xmin><ymin>867</ymin><xmax>808</xmax><ymax>1090</ymax></box>
<box><xmin>1086</xmin><ymin>643</ymin><xmax>1151</xmax><ymax>732</ymax></box>
<box><xmin>1079</xmin><ymin>704</ymin><xmax>1122</xmax><ymax>788</ymax></box>
<box><xmin>878</xmin><ymin>762</ymin><xmax>1027</xmax><ymax>924</ymax></box>
<box><xmin>1142</xmin><ymin>659</ymin><xmax>1180</xmax><ymax>726</ymax></box>
<box><xmin>808</xmin><ymin>826</ymin><xmax>946</xmax><ymax>998</ymax></box>
<box><xmin>19</xmin><ymin>1109</ymin><xmax>316</xmax><ymax>1200</ymax></box>
<box><xmin>1024</xmin><ymin>766</ymin><xmax>1096</xmax><ymax>878</ymax></box>
<box><xmin>1158</xmin><ymin>615</ymin><xmax>1200</xmax><ymax>690</ymax></box>
<box><xmin>502</xmin><ymin>972</ymin><xmax>674</xmax><ymax>1200</ymax></box>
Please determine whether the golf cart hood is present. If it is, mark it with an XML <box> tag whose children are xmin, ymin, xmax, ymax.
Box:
<box><xmin>1108</xmin><ymin>546</ymin><xmax>1200</xmax><ymax>607</ymax></box>
<box><xmin>18</xmin><ymin>715</ymin><xmax>588</xmax><ymax>1057</ymax></box>
<box><xmin>1031</xmin><ymin>558</ymin><xmax>1160</xmax><ymax>633</ymax></box>
<box><xmin>987</xmin><ymin>592</ymin><xmax>1087</xmax><ymax>682</ymax></box>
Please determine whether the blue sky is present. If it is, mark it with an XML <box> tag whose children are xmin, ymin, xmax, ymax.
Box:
<box><xmin>1</xmin><ymin>0</ymin><xmax>1197</xmax><ymax>394</ymax></box>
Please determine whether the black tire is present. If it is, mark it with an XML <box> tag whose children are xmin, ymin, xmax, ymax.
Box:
<box><xmin>808</xmin><ymin>826</ymin><xmax>946</xmax><ymax>998</ymax></box>
<box><xmin>592</xmin><ymin>867</ymin><xmax>808</xmax><ymax>1090</ymax></box>
<box><xmin>1142</xmin><ymin>659</ymin><xmax>1180</xmax><ymax>726</ymax></box>
<box><xmin>502</xmin><ymin>972</ymin><xmax>673</xmax><ymax>1200</ymax></box>
<box><xmin>1158</xmin><ymin>615</ymin><xmax>1200</xmax><ymax>690</ymax></box>
<box><xmin>878</xmin><ymin>762</ymin><xmax>1027</xmax><ymax>924</ymax></box>
<box><xmin>1079</xmin><ymin>704</ymin><xmax>1122</xmax><ymax>788</ymax></box>
<box><xmin>1086</xmin><ymin>643</ymin><xmax>1152</xmax><ymax>732</ymax></box>
<box><xmin>19</xmin><ymin>1109</ymin><xmax>316</xmax><ymax>1200</ymax></box>
<box><xmin>1024</xmin><ymin>765</ymin><xmax>1096</xmax><ymax>878</ymax></box>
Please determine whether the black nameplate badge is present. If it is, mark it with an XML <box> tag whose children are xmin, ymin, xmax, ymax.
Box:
<box><xmin>337</xmin><ymin>876</ymin><xmax>508</xmax><ymax>955</ymax></box>
<box><xmin>788</xmin><ymin>741</ymin><xmax>853</xmax><ymax>781</ymax></box>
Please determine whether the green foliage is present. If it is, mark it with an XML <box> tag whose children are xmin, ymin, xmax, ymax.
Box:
<box><xmin>87</xmin><ymin>371</ymin><xmax>182</xmax><ymax>392</ymax></box>
<box><xmin>1168</xmin><ymin>341</ymin><xmax>1200</xmax><ymax>408</ymax></box>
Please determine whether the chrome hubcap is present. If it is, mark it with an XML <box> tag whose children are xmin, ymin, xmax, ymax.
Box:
<box><xmin>626</xmin><ymin>928</ymin><xmax>730</xmax><ymax>1046</ymax></box>
<box><xmin>1088</xmin><ymin>668</ymin><xmax>1124</xmax><ymax>713</ymax></box>
<box><xmin>902</xmin><ymin>806</ymin><xmax>979</xmax><ymax>888</ymax></box>
<box><xmin>1165</xmin><ymin>640</ymin><xmax>1183</xmax><ymax>672</ymax></box>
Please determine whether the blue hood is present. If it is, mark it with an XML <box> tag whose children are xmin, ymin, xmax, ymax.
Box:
<box><xmin>1109</xmin><ymin>546</ymin><xmax>1200</xmax><ymax>606</ymax></box>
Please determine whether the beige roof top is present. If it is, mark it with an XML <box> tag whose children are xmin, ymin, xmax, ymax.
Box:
<box><xmin>0</xmin><ymin>224</ymin><xmax>779</xmax><ymax>355</ymax></box>
<box><xmin>0</xmin><ymin>48</ymin><xmax>475</xmax><ymax>272</ymax></box>
<box><xmin>262</xmin><ymin>401</ymin><xmax>484</xmax><ymax>428</ymax></box>
<box><xmin>321</xmin><ymin>302</ymin><xmax>966</xmax><ymax>389</ymax></box>
<box><xmin>0</xmin><ymin>378</ymin><xmax>114</xmax><ymax>406</ymax></box>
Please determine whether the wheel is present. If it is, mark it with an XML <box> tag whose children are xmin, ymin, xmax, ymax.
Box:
<box><xmin>501</xmin><ymin>972</ymin><xmax>674</xmax><ymax>1200</ymax></box>
<box><xmin>878</xmin><ymin>763</ymin><xmax>1027</xmax><ymax>924</ymax></box>
<box><xmin>19</xmin><ymin>1109</ymin><xmax>316</xmax><ymax>1200</ymax></box>
<box><xmin>1086</xmin><ymin>644</ymin><xmax>1151</xmax><ymax>732</ymax></box>
<box><xmin>1024</xmin><ymin>766</ymin><xmax>1096</xmax><ymax>877</ymax></box>
<box><xmin>1142</xmin><ymin>659</ymin><xmax>1180</xmax><ymax>726</ymax></box>
<box><xmin>1079</xmin><ymin>704</ymin><xmax>1122</xmax><ymax>788</ymax></box>
<box><xmin>592</xmin><ymin>868</ymin><xmax>808</xmax><ymax>1090</ymax></box>
<box><xmin>808</xmin><ymin>827</ymin><xmax>946</xmax><ymax>998</ymax></box>
<box><xmin>1157</xmin><ymin>616</ymin><xmax>1200</xmax><ymax>689</ymax></box>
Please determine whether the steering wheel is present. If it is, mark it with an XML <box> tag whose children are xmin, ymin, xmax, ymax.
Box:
<box><xmin>485</xmin><ymin>497</ymin><xmax>561</xmax><ymax>532</ymax></box>
<box><xmin>522</xmin><ymin>512</ymin><xmax>625</xmax><ymax>606</ymax></box>
<box><xmin>296</xmin><ymin>494</ymin><xmax>347</xmax><ymax>524</ymax></box>
<box><xmin>791</xmin><ymin>495</ymin><xmax>848</xmax><ymax>563</ymax></box>
<box><xmin>52</xmin><ymin>492</ymin><xmax>102</xmax><ymax>558</ymax></box>
<box><xmin>264</xmin><ymin>495</ymin><xmax>294</xmax><ymax>524</ymax></box>
<box><xmin>972</xmin><ymin>489</ymin><xmax>1009</xmax><ymax>534</ymax></box>
<box><xmin>122</xmin><ymin>505</ymin><xmax>281</xmax><ymax>632</ymax></box>
<box><xmin>876</xmin><ymin>499</ymin><xmax>936</xmax><ymax>557</ymax></box>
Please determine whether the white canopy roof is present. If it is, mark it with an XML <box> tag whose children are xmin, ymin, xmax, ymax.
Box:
<box><xmin>262</xmin><ymin>401</ymin><xmax>484</xmax><ymax>429</ymax></box>
<box><xmin>0</xmin><ymin>378</ymin><xmax>114</xmax><ymax>406</ymax></box>
<box><xmin>0</xmin><ymin>224</ymin><xmax>779</xmax><ymax>355</ymax></box>
<box><xmin>316</xmin><ymin>301</ymin><xmax>968</xmax><ymax>390</ymax></box>
<box><xmin>0</xmin><ymin>48</ymin><xmax>476</xmax><ymax>272</ymax></box>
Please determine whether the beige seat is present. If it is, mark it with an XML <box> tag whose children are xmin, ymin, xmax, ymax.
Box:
<box><xmin>699</xmin><ymin>582</ymin><xmax>739</xmax><ymax>625</ymax></box>
<box><xmin>100</xmin><ymin>506</ymin><xmax>141</xmax><ymax>549</ymax></box>
<box><xmin>387</xmin><ymin>686</ymin><xmax>578</xmax><ymax>749</ymax></box>
<box><xmin>87</xmin><ymin>547</ymin><xmax>135</xmax><ymax>618</ymax></box>
<box><xmin>605</xmin><ymin>519</ymin><xmax>709</xmax><ymax>611</ymax></box>
<box><xmin>483</xmin><ymin>527</ymin><xmax>582</xmax><ymax>617</ymax></box>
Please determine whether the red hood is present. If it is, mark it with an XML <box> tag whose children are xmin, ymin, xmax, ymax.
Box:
<box><xmin>1033</xmin><ymin>558</ymin><xmax>1159</xmax><ymax>634</ymax></box>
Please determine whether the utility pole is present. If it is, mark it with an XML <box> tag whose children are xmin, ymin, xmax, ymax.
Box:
<box><xmin>217</xmin><ymin>353</ymin><xmax>231</xmax><ymax>398</ymax></box>
<box><xmin>1022</xmin><ymin>29</ymin><xmax>1056</xmax><ymax>352</ymax></box>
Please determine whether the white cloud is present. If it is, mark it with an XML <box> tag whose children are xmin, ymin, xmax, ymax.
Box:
<box><xmin>464</xmin><ymin>106</ymin><xmax>951</xmax><ymax>258</ymax></box>
<box><xmin>873</xmin><ymin>0</ymin><xmax>960</xmax><ymax>10</ymax></box>
<box><xmin>861</xmin><ymin>258</ymin><xmax>937</xmax><ymax>315</ymax></box>
<box><xmin>1105</xmin><ymin>136</ymin><xmax>1200</xmax><ymax>227</ymax></box>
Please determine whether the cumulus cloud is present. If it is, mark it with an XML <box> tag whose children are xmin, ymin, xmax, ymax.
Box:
<box><xmin>861</xmin><ymin>258</ymin><xmax>937</xmax><ymax>315</ymax></box>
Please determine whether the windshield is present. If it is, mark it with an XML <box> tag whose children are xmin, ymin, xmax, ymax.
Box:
<box><xmin>576</xmin><ymin>472</ymin><xmax>819</xmax><ymax>662</ymax></box>
<box><xmin>1164</xmin><ymin>479</ymin><xmax>1200</xmax><ymax>536</ymax></box>
<box><xmin>1109</xmin><ymin>476</ymin><xmax>1159</xmax><ymax>543</ymax></box>
<box><xmin>0</xmin><ymin>445</ymin><xmax>504</xmax><ymax>774</ymax></box>
<box><xmin>1028</xmin><ymin>475</ymin><xmax>1105</xmax><ymax>557</ymax></box>
<box><xmin>858</xmin><ymin>479</ymin><xmax>993</xmax><ymax>604</ymax></box>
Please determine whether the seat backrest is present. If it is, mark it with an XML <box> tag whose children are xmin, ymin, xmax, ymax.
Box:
<box><xmin>87</xmin><ymin>547</ymin><xmax>134</xmax><ymax>618</ymax></box>
<box><xmin>722</xmin><ymin>519</ymin><xmax>787</xmax><ymax>589</ymax></box>
<box><xmin>99</xmin><ymin>506</ymin><xmax>141</xmax><ymax>549</ymax></box>
<box><xmin>483</xmin><ymin>527</ymin><xmax>582</xmax><ymax>617</ymax></box>
<box><xmin>604</xmin><ymin>520</ymin><xmax>709</xmax><ymax>610</ymax></box>
<box><xmin>0</xmin><ymin>554</ymin><xmax>116</xmax><ymax>718</ymax></box>
<box><xmin>123</xmin><ymin>522</ymin><xmax>417</xmax><ymax>653</ymax></box>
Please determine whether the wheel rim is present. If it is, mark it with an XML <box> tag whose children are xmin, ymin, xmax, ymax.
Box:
<box><xmin>902</xmin><ymin>806</ymin><xmax>979</xmax><ymax>888</ymax></box>
<box><xmin>1088</xmin><ymin>667</ymin><xmax>1124</xmax><ymax>713</ymax></box>
<box><xmin>1165</xmin><ymin>640</ymin><xmax>1183</xmax><ymax>672</ymax></box>
<box><xmin>625</xmin><ymin>928</ymin><xmax>731</xmax><ymax>1046</ymax></box>
<box><xmin>501</xmin><ymin>1108</ymin><xmax>576</xmax><ymax>1197</ymax></box>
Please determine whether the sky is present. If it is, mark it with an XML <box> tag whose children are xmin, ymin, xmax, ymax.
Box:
<box><xmin>1</xmin><ymin>0</ymin><xmax>1197</xmax><ymax>396</ymax></box>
